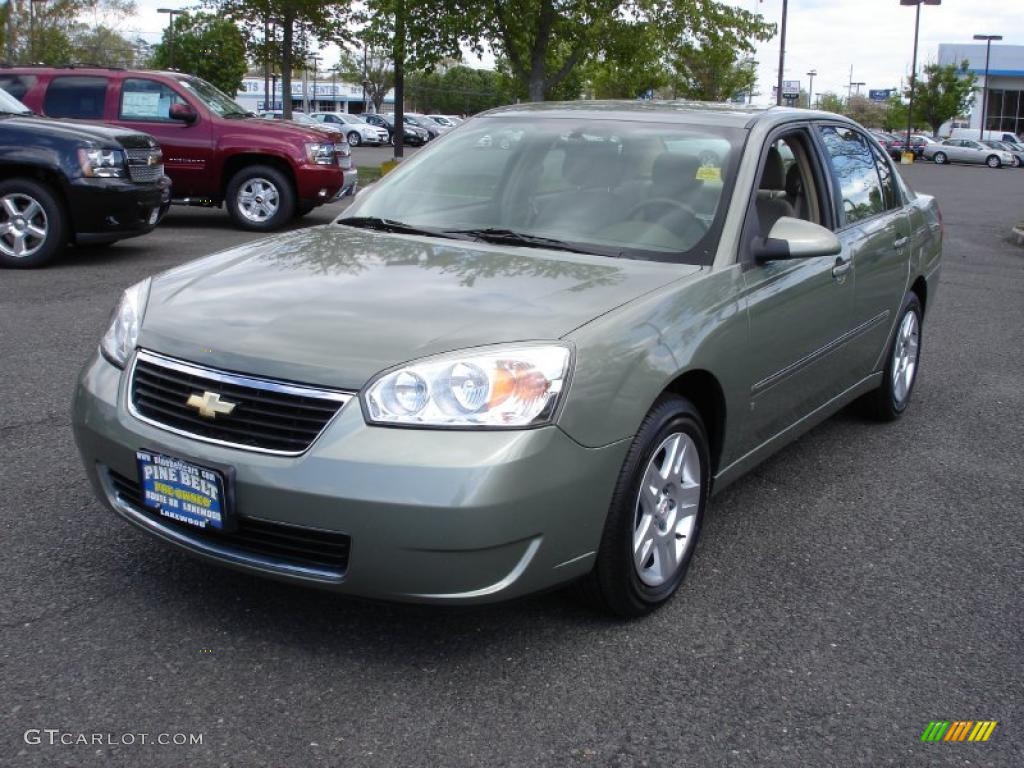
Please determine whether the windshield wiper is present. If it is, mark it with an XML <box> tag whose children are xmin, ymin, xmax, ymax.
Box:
<box><xmin>443</xmin><ymin>228</ymin><xmax>619</xmax><ymax>257</ymax></box>
<box><xmin>336</xmin><ymin>216</ymin><xmax>466</xmax><ymax>239</ymax></box>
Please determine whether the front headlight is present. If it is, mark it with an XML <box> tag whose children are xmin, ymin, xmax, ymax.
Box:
<box><xmin>363</xmin><ymin>345</ymin><xmax>572</xmax><ymax>428</ymax></box>
<box><xmin>100</xmin><ymin>279</ymin><xmax>151</xmax><ymax>367</ymax></box>
<box><xmin>78</xmin><ymin>147</ymin><xmax>127</xmax><ymax>178</ymax></box>
<box><xmin>305</xmin><ymin>142</ymin><xmax>336</xmax><ymax>165</ymax></box>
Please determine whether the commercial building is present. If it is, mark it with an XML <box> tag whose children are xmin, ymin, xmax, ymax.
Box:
<box><xmin>234</xmin><ymin>77</ymin><xmax>395</xmax><ymax>114</ymax></box>
<box><xmin>938</xmin><ymin>42</ymin><xmax>1024</xmax><ymax>138</ymax></box>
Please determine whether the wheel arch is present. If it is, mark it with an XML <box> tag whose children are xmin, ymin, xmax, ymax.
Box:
<box><xmin>220</xmin><ymin>153</ymin><xmax>297</xmax><ymax>200</ymax></box>
<box><xmin>661</xmin><ymin>369</ymin><xmax>727</xmax><ymax>478</ymax></box>
<box><xmin>0</xmin><ymin>164</ymin><xmax>72</xmax><ymax>242</ymax></box>
<box><xmin>910</xmin><ymin>274</ymin><xmax>928</xmax><ymax>317</ymax></box>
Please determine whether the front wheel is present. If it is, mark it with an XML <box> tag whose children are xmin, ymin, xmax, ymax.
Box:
<box><xmin>577</xmin><ymin>395</ymin><xmax>710</xmax><ymax>617</ymax></box>
<box><xmin>933</xmin><ymin>152</ymin><xmax>947</xmax><ymax>165</ymax></box>
<box><xmin>858</xmin><ymin>293</ymin><xmax>923</xmax><ymax>421</ymax></box>
<box><xmin>0</xmin><ymin>178</ymin><xmax>67</xmax><ymax>269</ymax></box>
<box><xmin>225</xmin><ymin>165</ymin><xmax>295</xmax><ymax>232</ymax></box>
<box><xmin>347</xmin><ymin>131</ymin><xmax>361</xmax><ymax>147</ymax></box>
<box><xmin>986</xmin><ymin>155</ymin><xmax>1001</xmax><ymax>168</ymax></box>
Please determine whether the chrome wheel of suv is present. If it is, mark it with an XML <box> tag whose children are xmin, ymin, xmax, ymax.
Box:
<box><xmin>237</xmin><ymin>178</ymin><xmax>280</xmax><ymax>223</ymax></box>
<box><xmin>0</xmin><ymin>192</ymin><xmax>48</xmax><ymax>259</ymax></box>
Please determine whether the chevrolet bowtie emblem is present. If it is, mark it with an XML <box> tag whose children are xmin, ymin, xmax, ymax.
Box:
<box><xmin>186</xmin><ymin>391</ymin><xmax>237</xmax><ymax>419</ymax></box>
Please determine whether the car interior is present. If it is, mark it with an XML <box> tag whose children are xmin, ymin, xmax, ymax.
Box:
<box><xmin>754</xmin><ymin>132</ymin><xmax>825</xmax><ymax>238</ymax></box>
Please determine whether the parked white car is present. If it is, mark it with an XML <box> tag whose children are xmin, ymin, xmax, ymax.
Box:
<box><xmin>311</xmin><ymin>112</ymin><xmax>389</xmax><ymax>146</ymax></box>
<box><xmin>922</xmin><ymin>138</ymin><xmax>1014</xmax><ymax>168</ymax></box>
<box><xmin>949</xmin><ymin>128</ymin><xmax>1021</xmax><ymax>144</ymax></box>
<box><xmin>427</xmin><ymin>115</ymin><xmax>462</xmax><ymax>128</ymax></box>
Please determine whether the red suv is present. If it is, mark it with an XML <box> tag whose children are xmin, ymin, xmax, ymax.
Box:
<box><xmin>2</xmin><ymin>67</ymin><xmax>356</xmax><ymax>231</ymax></box>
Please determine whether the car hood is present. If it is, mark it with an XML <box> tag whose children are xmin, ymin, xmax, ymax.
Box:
<box><xmin>140</xmin><ymin>226</ymin><xmax>697</xmax><ymax>390</ymax></box>
<box><xmin>248</xmin><ymin>116</ymin><xmax>338</xmax><ymax>142</ymax></box>
<box><xmin>0</xmin><ymin>114</ymin><xmax>157</xmax><ymax>149</ymax></box>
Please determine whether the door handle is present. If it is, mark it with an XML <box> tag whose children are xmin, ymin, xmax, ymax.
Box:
<box><xmin>894</xmin><ymin>236</ymin><xmax>909</xmax><ymax>250</ymax></box>
<box><xmin>832</xmin><ymin>255</ymin><xmax>852</xmax><ymax>279</ymax></box>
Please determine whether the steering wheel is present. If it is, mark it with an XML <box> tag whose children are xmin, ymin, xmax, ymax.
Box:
<box><xmin>625</xmin><ymin>197</ymin><xmax>708</xmax><ymax>236</ymax></box>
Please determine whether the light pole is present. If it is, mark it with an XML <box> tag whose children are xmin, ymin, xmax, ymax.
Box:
<box><xmin>806</xmin><ymin>69</ymin><xmax>817</xmax><ymax>109</ymax></box>
<box><xmin>776</xmin><ymin>0</ymin><xmax>789</xmax><ymax>106</ymax></box>
<box><xmin>156</xmin><ymin>8</ymin><xmax>184</xmax><ymax>70</ymax></box>
<box><xmin>901</xmin><ymin>0</ymin><xmax>942</xmax><ymax>150</ymax></box>
<box><xmin>852</xmin><ymin>81</ymin><xmax>866</xmax><ymax>96</ymax></box>
<box><xmin>974</xmin><ymin>33</ymin><xmax>1003</xmax><ymax>140</ymax></box>
<box><xmin>309</xmin><ymin>54</ymin><xmax>321</xmax><ymax>112</ymax></box>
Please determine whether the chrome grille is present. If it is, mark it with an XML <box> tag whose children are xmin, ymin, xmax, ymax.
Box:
<box><xmin>129</xmin><ymin>350</ymin><xmax>352</xmax><ymax>455</ymax></box>
<box><xmin>107</xmin><ymin>469</ymin><xmax>351</xmax><ymax>574</ymax></box>
<box><xmin>125</xmin><ymin>147</ymin><xmax>164</xmax><ymax>183</ymax></box>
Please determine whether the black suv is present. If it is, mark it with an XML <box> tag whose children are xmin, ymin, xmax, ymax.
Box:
<box><xmin>0</xmin><ymin>86</ymin><xmax>169</xmax><ymax>268</ymax></box>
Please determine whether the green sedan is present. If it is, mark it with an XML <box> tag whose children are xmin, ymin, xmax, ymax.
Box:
<box><xmin>73</xmin><ymin>102</ymin><xmax>943</xmax><ymax>616</ymax></box>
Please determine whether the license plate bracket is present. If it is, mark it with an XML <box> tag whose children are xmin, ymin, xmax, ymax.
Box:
<box><xmin>135</xmin><ymin>450</ymin><xmax>233</xmax><ymax>532</ymax></box>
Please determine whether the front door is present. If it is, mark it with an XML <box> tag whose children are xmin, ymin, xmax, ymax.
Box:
<box><xmin>741</xmin><ymin>129</ymin><xmax>857</xmax><ymax>449</ymax></box>
<box><xmin>115</xmin><ymin>77</ymin><xmax>213</xmax><ymax>199</ymax></box>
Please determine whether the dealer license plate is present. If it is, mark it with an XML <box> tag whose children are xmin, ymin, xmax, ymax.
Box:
<box><xmin>136</xmin><ymin>450</ymin><xmax>227</xmax><ymax>530</ymax></box>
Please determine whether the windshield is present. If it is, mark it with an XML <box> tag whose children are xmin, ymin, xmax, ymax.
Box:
<box><xmin>178</xmin><ymin>76</ymin><xmax>246</xmax><ymax>118</ymax></box>
<box><xmin>289</xmin><ymin>112</ymin><xmax>316</xmax><ymax>124</ymax></box>
<box><xmin>0</xmin><ymin>88</ymin><xmax>31</xmax><ymax>114</ymax></box>
<box><xmin>340</xmin><ymin>116</ymin><xmax>742</xmax><ymax>264</ymax></box>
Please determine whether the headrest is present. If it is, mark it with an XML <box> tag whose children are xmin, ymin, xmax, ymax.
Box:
<box><xmin>760</xmin><ymin>147</ymin><xmax>786</xmax><ymax>190</ymax></box>
<box><xmin>651</xmin><ymin>152</ymin><xmax>702</xmax><ymax>197</ymax></box>
<box><xmin>562</xmin><ymin>140</ymin><xmax>620</xmax><ymax>189</ymax></box>
<box><xmin>785</xmin><ymin>163</ymin><xmax>803</xmax><ymax>197</ymax></box>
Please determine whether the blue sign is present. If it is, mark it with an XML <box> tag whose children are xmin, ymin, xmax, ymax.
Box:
<box><xmin>869</xmin><ymin>89</ymin><xmax>896</xmax><ymax>102</ymax></box>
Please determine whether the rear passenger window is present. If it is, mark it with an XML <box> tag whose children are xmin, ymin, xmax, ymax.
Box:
<box><xmin>120</xmin><ymin>78</ymin><xmax>186</xmax><ymax>121</ymax></box>
<box><xmin>871</xmin><ymin>146</ymin><xmax>900</xmax><ymax>210</ymax></box>
<box><xmin>818</xmin><ymin>126</ymin><xmax>885</xmax><ymax>226</ymax></box>
<box><xmin>43</xmin><ymin>76</ymin><xmax>109</xmax><ymax>119</ymax></box>
<box><xmin>0</xmin><ymin>74</ymin><xmax>37</xmax><ymax>100</ymax></box>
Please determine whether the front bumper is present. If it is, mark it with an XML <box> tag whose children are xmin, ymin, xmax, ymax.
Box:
<box><xmin>72</xmin><ymin>351</ymin><xmax>628</xmax><ymax>604</ymax></box>
<box><xmin>294</xmin><ymin>163</ymin><xmax>346</xmax><ymax>206</ymax></box>
<box><xmin>68</xmin><ymin>176</ymin><xmax>172</xmax><ymax>245</ymax></box>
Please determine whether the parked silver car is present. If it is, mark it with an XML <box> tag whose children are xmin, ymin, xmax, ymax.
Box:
<box><xmin>922</xmin><ymin>138</ymin><xmax>1013</xmax><ymax>168</ymax></box>
<box><xmin>311</xmin><ymin>112</ymin><xmax>389</xmax><ymax>146</ymax></box>
<box><xmin>981</xmin><ymin>140</ymin><xmax>1024</xmax><ymax>168</ymax></box>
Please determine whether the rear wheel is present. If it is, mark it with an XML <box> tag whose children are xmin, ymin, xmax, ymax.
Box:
<box><xmin>0</xmin><ymin>179</ymin><xmax>66</xmax><ymax>269</ymax></box>
<box><xmin>986</xmin><ymin>155</ymin><xmax>1001</xmax><ymax>168</ymax></box>
<box><xmin>347</xmin><ymin>131</ymin><xmax>361</xmax><ymax>147</ymax></box>
<box><xmin>858</xmin><ymin>292</ymin><xmax>923</xmax><ymax>421</ymax></box>
<box><xmin>933</xmin><ymin>152</ymin><xmax>947</xmax><ymax>165</ymax></box>
<box><xmin>577</xmin><ymin>395</ymin><xmax>709</xmax><ymax>617</ymax></box>
<box><xmin>225</xmin><ymin>165</ymin><xmax>295</xmax><ymax>232</ymax></box>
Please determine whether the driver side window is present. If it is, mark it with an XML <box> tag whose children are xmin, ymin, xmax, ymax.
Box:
<box><xmin>754</xmin><ymin>132</ymin><xmax>823</xmax><ymax>238</ymax></box>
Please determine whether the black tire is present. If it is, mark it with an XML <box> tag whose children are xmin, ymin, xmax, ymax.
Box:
<box><xmin>0</xmin><ymin>178</ymin><xmax>67</xmax><ymax>269</ymax></box>
<box><xmin>933</xmin><ymin>152</ymin><xmax>947</xmax><ymax>165</ymax></box>
<box><xmin>347</xmin><ymin>131</ymin><xmax>361</xmax><ymax>147</ymax></box>
<box><xmin>577</xmin><ymin>395</ymin><xmax>710</xmax><ymax>617</ymax></box>
<box><xmin>986</xmin><ymin>155</ymin><xmax>1001</xmax><ymax>168</ymax></box>
<box><xmin>225</xmin><ymin>164</ymin><xmax>295</xmax><ymax>232</ymax></box>
<box><xmin>858</xmin><ymin>292</ymin><xmax>923</xmax><ymax>421</ymax></box>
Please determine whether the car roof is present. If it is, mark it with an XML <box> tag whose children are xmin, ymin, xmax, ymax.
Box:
<box><xmin>477</xmin><ymin>99</ymin><xmax>855</xmax><ymax>130</ymax></box>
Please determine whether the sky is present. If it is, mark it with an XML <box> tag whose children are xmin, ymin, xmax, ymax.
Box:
<box><xmin>130</xmin><ymin>0</ymin><xmax>1021</xmax><ymax>103</ymax></box>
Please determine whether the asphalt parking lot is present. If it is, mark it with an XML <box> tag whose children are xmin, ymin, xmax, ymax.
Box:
<box><xmin>2</xmin><ymin>162</ymin><xmax>1022</xmax><ymax>767</ymax></box>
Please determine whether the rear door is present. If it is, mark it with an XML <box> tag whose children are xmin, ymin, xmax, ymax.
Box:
<box><xmin>816</xmin><ymin>125</ymin><xmax>911</xmax><ymax>379</ymax></box>
<box><xmin>41</xmin><ymin>74</ymin><xmax>113</xmax><ymax>122</ymax></box>
<box><xmin>115</xmin><ymin>77</ymin><xmax>214</xmax><ymax>198</ymax></box>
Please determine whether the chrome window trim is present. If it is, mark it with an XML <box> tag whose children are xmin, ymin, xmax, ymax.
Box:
<box><xmin>127</xmin><ymin>349</ymin><xmax>353</xmax><ymax>457</ymax></box>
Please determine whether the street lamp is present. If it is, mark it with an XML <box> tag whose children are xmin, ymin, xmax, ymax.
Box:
<box><xmin>852</xmin><ymin>81</ymin><xmax>866</xmax><ymax>96</ymax></box>
<box><xmin>776</xmin><ymin>0</ymin><xmax>789</xmax><ymax>106</ymax></box>
<box><xmin>156</xmin><ymin>8</ymin><xmax>185</xmax><ymax>70</ymax></box>
<box><xmin>309</xmin><ymin>54</ymin><xmax>321</xmax><ymax>112</ymax></box>
<box><xmin>901</xmin><ymin>0</ymin><xmax>942</xmax><ymax>152</ymax></box>
<box><xmin>974</xmin><ymin>33</ymin><xmax>1003</xmax><ymax>140</ymax></box>
<box><xmin>806</xmin><ymin>70</ymin><xmax>817</xmax><ymax>109</ymax></box>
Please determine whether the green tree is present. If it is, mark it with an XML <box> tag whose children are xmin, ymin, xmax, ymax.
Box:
<box><xmin>407</xmin><ymin>65</ymin><xmax>512</xmax><ymax>114</ymax></box>
<box><xmin>669</xmin><ymin>42</ymin><xmax>758</xmax><ymax>101</ymax></box>
<box><xmin>210</xmin><ymin>0</ymin><xmax>351</xmax><ymax>118</ymax></box>
<box><xmin>843</xmin><ymin>95</ymin><xmax>886</xmax><ymax>128</ymax></box>
<box><xmin>909</xmin><ymin>60</ymin><xmax>977</xmax><ymax>137</ymax></box>
<box><xmin>817</xmin><ymin>92</ymin><xmax>845</xmax><ymax>114</ymax></box>
<box><xmin>583</xmin><ymin>20</ymin><xmax>669</xmax><ymax>99</ymax></box>
<box><xmin>881</xmin><ymin>95</ymin><xmax>908</xmax><ymax>133</ymax></box>
<box><xmin>334</xmin><ymin>43</ymin><xmax>395</xmax><ymax>114</ymax></box>
<box><xmin>462</xmin><ymin>0</ymin><xmax>773</xmax><ymax>102</ymax></box>
<box><xmin>150</xmin><ymin>13</ymin><xmax>247</xmax><ymax>95</ymax></box>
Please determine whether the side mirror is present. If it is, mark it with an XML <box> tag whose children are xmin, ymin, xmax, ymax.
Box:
<box><xmin>753</xmin><ymin>217</ymin><xmax>842</xmax><ymax>263</ymax></box>
<box><xmin>169</xmin><ymin>102</ymin><xmax>198</xmax><ymax>124</ymax></box>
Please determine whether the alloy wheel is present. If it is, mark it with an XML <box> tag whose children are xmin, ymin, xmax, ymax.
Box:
<box><xmin>986</xmin><ymin>156</ymin><xmax>1000</xmax><ymax>168</ymax></box>
<box><xmin>891</xmin><ymin>310</ymin><xmax>920</xmax><ymax>406</ymax></box>
<box><xmin>348</xmin><ymin>131</ymin><xmax>361</xmax><ymax>147</ymax></box>
<box><xmin>633</xmin><ymin>432</ymin><xmax>701</xmax><ymax>587</ymax></box>
<box><xmin>0</xmin><ymin>193</ymin><xmax>48</xmax><ymax>259</ymax></box>
<box><xmin>237</xmin><ymin>178</ymin><xmax>280</xmax><ymax>223</ymax></box>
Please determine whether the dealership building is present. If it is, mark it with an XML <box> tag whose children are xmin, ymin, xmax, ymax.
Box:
<box><xmin>234</xmin><ymin>77</ymin><xmax>395</xmax><ymax>114</ymax></box>
<box><xmin>938</xmin><ymin>42</ymin><xmax>1024</xmax><ymax>137</ymax></box>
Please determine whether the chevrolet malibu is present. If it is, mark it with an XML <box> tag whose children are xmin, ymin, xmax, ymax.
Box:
<box><xmin>73</xmin><ymin>102</ymin><xmax>942</xmax><ymax>616</ymax></box>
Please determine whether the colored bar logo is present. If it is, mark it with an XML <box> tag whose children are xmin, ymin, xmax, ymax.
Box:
<box><xmin>921</xmin><ymin>721</ymin><xmax>997</xmax><ymax>742</ymax></box>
